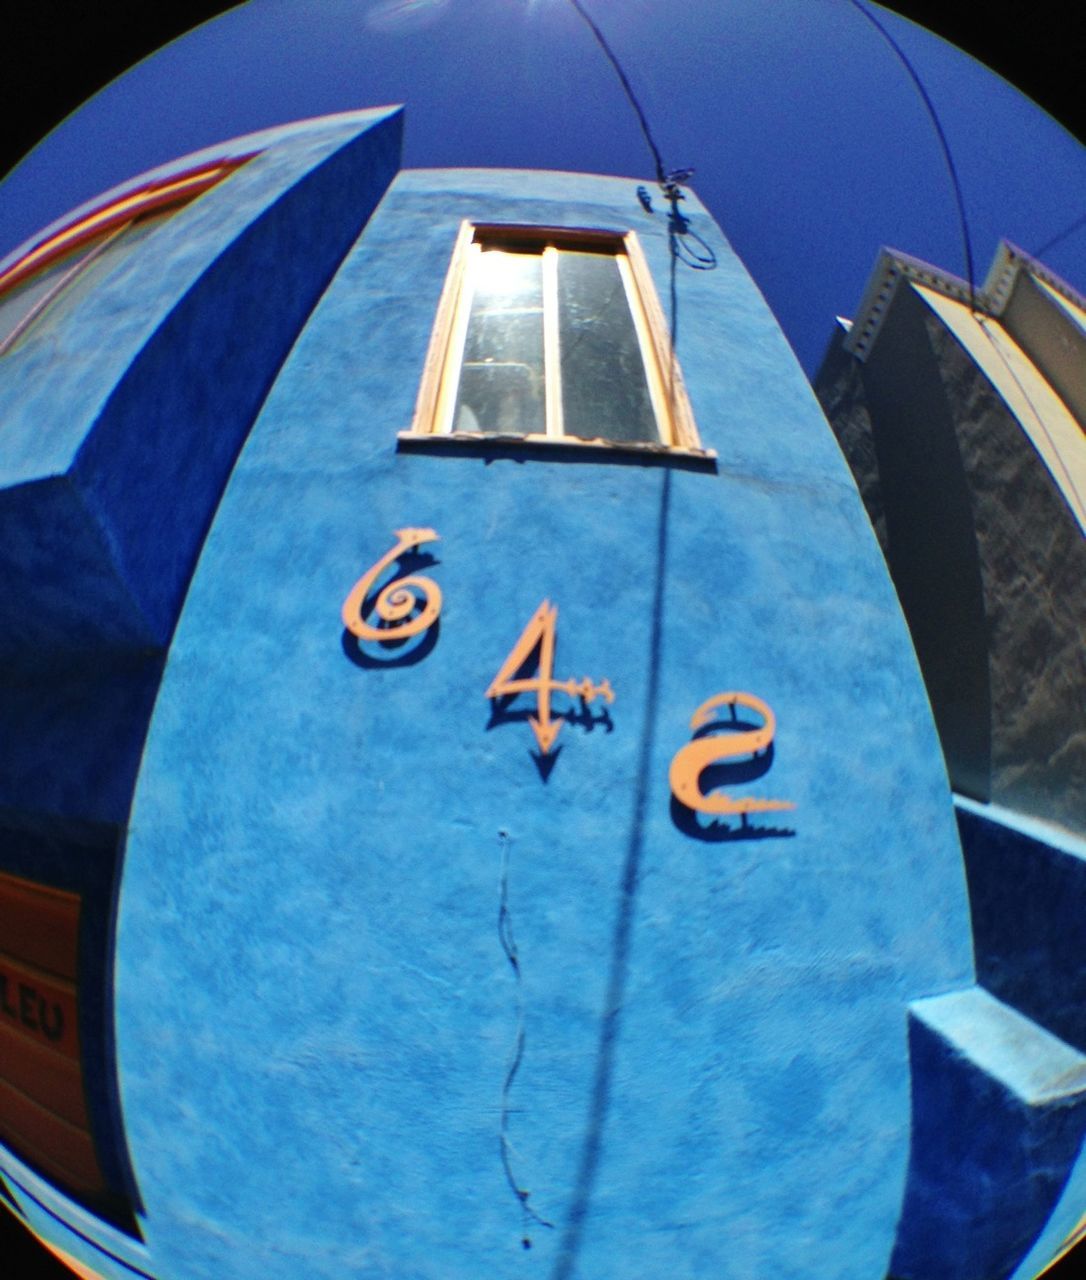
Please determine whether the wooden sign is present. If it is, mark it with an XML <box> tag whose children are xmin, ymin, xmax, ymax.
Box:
<box><xmin>0</xmin><ymin>872</ymin><xmax>108</xmax><ymax>1200</ymax></box>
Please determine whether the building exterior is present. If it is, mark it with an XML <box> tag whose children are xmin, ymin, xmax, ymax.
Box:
<box><xmin>0</xmin><ymin>107</ymin><xmax>1080</xmax><ymax>1279</ymax></box>
<box><xmin>816</xmin><ymin>241</ymin><xmax>1086</xmax><ymax>828</ymax></box>
<box><xmin>816</xmin><ymin>239</ymin><xmax>1086</xmax><ymax>1278</ymax></box>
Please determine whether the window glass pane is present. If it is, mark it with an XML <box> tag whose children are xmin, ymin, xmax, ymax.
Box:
<box><xmin>557</xmin><ymin>249</ymin><xmax>658</xmax><ymax>444</ymax></box>
<box><xmin>452</xmin><ymin>248</ymin><xmax>545</xmax><ymax>434</ymax></box>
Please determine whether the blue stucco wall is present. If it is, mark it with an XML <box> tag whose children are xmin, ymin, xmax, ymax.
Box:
<box><xmin>0</xmin><ymin>107</ymin><xmax>401</xmax><ymax>662</ymax></box>
<box><xmin>891</xmin><ymin>985</ymin><xmax>1086</xmax><ymax>1280</ymax></box>
<box><xmin>110</xmin><ymin>168</ymin><xmax>974</xmax><ymax>1279</ymax></box>
<box><xmin>958</xmin><ymin>801</ymin><xmax>1086</xmax><ymax>1054</ymax></box>
<box><xmin>910</xmin><ymin>801</ymin><xmax>1086</xmax><ymax>1280</ymax></box>
<box><xmin>0</xmin><ymin>106</ymin><xmax>401</xmax><ymax>831</ymax></box>
<box><xmin>0</xmin><ymin>108</ymin><xmax>402</xmax><ymax>1264</ymax></box>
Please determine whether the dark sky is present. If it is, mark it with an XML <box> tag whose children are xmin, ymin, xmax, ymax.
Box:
<box><xmin>0</xmin><ymin>1</ymin><xmax>1081</xmax><ymax>187</ymax></box>
<box><xmin>894</xmin><ymin>2</ymin><xmax>1084</xmax><ymax>146</ymax></box>
<box><xmin>1</xmin><ymin>0</ymin><xmax>1084</xmax><ymax>378</ymax></box>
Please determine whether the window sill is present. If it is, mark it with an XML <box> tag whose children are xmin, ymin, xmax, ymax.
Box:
<box><xmin>397</xmin><ymin>430</ymin><xmax>718</xmax><ymax>468</ymax></box>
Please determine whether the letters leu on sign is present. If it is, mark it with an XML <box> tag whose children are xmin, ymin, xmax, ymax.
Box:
<box><xmin>0</xmin><ymin>966</ymin><xmax>68</xmax><ymax>1045</ymax></box>
<box><xmin>0</xmin><ymin>873</ymin><xmax>112</xmax><ymax>1202</ymax></box>
<box><xmin>342</xmin><ymin>528</ymin><xmax>793</xmax><ymax>817</ymax></box>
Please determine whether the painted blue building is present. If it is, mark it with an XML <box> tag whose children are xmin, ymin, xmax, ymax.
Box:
<box><xmin>0</xmin><ymin>107</ymin><xmax>1081</xmax><ymax>1280</ymax></box>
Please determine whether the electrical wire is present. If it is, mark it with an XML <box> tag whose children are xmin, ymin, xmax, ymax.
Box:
<box><xmin>567</xmin><ymin>0</ymin><xmax>716</xmax><ymax>276</ymax></box>
<box><xmin>845</xmin><ymin>0</ymin><xmax>977</xmax><ymax>312</ymax></box>
<box><xmin>669</xmin><ymin>220</ymin><xmax>717</xmax><ymax>271</ymax></box>
<box><xmin>567</xmin><ymin>0</ymin><xmax>666</xmax><ymax>187</ymax></box>
<box><xmin>1033</xmin><ymin>212</ymin><xmax>1086</xmax><ymax>260</ymax></box>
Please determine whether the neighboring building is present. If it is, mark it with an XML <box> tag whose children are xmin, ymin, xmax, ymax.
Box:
<box><xmin>816</xmin><ymin>241</ymin><xmax>1086</xmax><ymax>1278</ymax></box>
<box><xmin>0</xmin><ymin>107</ymin><xmax>1080</xmax><ymax>1280</ymax></box>
<box><xmin>816</xmin><ymin>241</ymin><xmax>1086</xmax><ymax>830</ymax></box>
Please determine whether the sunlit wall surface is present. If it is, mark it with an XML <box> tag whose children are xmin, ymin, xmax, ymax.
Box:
<box><xmin>1</xmin><ymin>4</ymin><xmax>1084</xmax><ymax>1278</ymax></box>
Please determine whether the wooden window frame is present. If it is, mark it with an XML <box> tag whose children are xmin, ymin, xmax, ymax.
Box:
<box><xmin>406</xmin><ymin>222</ymin><xmax>705</xmax><ymax>455</ymax></box>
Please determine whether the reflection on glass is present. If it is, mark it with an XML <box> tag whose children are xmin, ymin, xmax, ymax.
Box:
<box><xmin>453</xmin><ymin>249</ymin><xmax>545</xmax><ymax>434</ymax></box>
<box><xmin>557</xmin><ymin>250</ymin><xmax>657</xmax><ymax>443</ymax></box>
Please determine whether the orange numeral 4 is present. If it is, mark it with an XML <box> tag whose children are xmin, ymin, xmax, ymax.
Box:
<box><xmin>485</xmin><ymin>600</ymin><xmax>614</xmax><ymax>755</ymax></box>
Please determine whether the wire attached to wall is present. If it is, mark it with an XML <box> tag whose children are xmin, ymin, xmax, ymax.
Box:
<box><xmin>567</xmin><ymin>0</ymin><xmax>716</xmax><ymax>275</ymax></box>
<box><xmin>846</xmin><ymin>0</ymin><xmax>977</xmax><ymax>312</ymax></box>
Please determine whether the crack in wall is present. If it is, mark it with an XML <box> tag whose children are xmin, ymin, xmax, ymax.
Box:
<box><xmin>497</xmin><ymin>828</ymin><xmax>554</xmax><ymax>1250</ymax></box>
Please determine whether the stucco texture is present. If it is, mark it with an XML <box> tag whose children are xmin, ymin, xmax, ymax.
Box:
<box><xmin>114</xmin><ymin>168</ymin><xmax>972</xmax><ymax>1279</ymax></box>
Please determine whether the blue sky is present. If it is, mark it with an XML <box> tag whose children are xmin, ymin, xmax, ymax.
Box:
<box><xmin>1</xmin><ymin>0</ymin><xmax>1083</xmax><ymax>376</ymax></box>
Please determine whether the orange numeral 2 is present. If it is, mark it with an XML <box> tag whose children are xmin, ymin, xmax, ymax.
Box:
<box><xmin>669</xmin><ymin>692</ymin><xmax>795</xmax><ymax>815</ymax></box>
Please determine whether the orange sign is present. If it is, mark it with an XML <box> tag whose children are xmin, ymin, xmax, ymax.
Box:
<box><xmin>486</xmin><ymin>600</ymin><xmax>614</xmax><ymax>754</ymax></box>
<box><xmin>341</xmin><ymin>527</ymin><xmax>443</xmax><ymax>642</ymax></box>
<box><xmin>669</xmin><ymin>691</ymin><xmax>794</xmax><ymax>816</ymax></box>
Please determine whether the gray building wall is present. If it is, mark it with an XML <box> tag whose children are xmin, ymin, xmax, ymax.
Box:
<box><xmin>815</xmin><ymin>266</ymin><xmax>1086</xmax><ymax>835</ymax></box>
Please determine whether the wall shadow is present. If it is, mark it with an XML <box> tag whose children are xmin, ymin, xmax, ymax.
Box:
<box><xmin>485</xmin><ymin>625</ymin><xmax>614</xmax><ymax>781</ymax></box>
<box><xmin>397</xmin><ymin>434</ymin><xmax>717</xmax><ymax>474</ymax></box>
<box><xmin>550</xmin><ymin>467</ymin><xmax>672</xmax><ymax>1280</ymax></box>
<box><xmin>669</xmin><ymin>793</ymin><xmax>796</xmax><ymax>842</ymax></box>
<box><xmin>668</xmin><ymin>737</ymin><xmax>796</xmax><ymax>841</ymax></box>
<box><xmin>485</xmin><ymin>699</ymin><xmax>614</xmax><ymax>736</ymax></box>
<box><xmin>340</xmin><ymin>618</ymin><xmax>440</xmax><ymax>668</ymax></box>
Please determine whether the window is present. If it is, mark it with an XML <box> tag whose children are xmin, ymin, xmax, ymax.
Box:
<box><xmin>409</xmin><ymin>224</ymin><xmax>703</xmax><ymax>452</ymax></box>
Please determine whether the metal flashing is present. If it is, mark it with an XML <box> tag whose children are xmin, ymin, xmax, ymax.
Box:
<box><xmin>844</xmin><ymin>239</ymin><xmax>1086</xmax><ymax>366</ymax></box>
<box><xmin>984</xmin><ymin>238</ymin><xmax>1086</xmax><ymax>318</ymax></box>
<box><xmin>844</xmin><ymin>246</ymin><xmax>987</xmax><ymax>362</ymax></box>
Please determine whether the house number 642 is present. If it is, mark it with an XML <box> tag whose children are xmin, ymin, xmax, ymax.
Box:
<box><xmin>341</xmin><ymin>528</ymin><xmax>793</xmax><ymax>818</ymax></box>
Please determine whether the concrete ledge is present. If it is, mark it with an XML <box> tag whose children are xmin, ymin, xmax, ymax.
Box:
<box><xmin>956</xmin><ymin>799</ymin><xmax>1086</xmax><ymax>1056</ymax></box>
<box><xmin>910</xmin><ymin>987</ymin><xmax>1086</xmax><ymax>1104</ymax></box>
<box><xmin>891</xmin><ymin>987</ymin><xmax>1086</xmax><ymax>1280</ymax></box>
